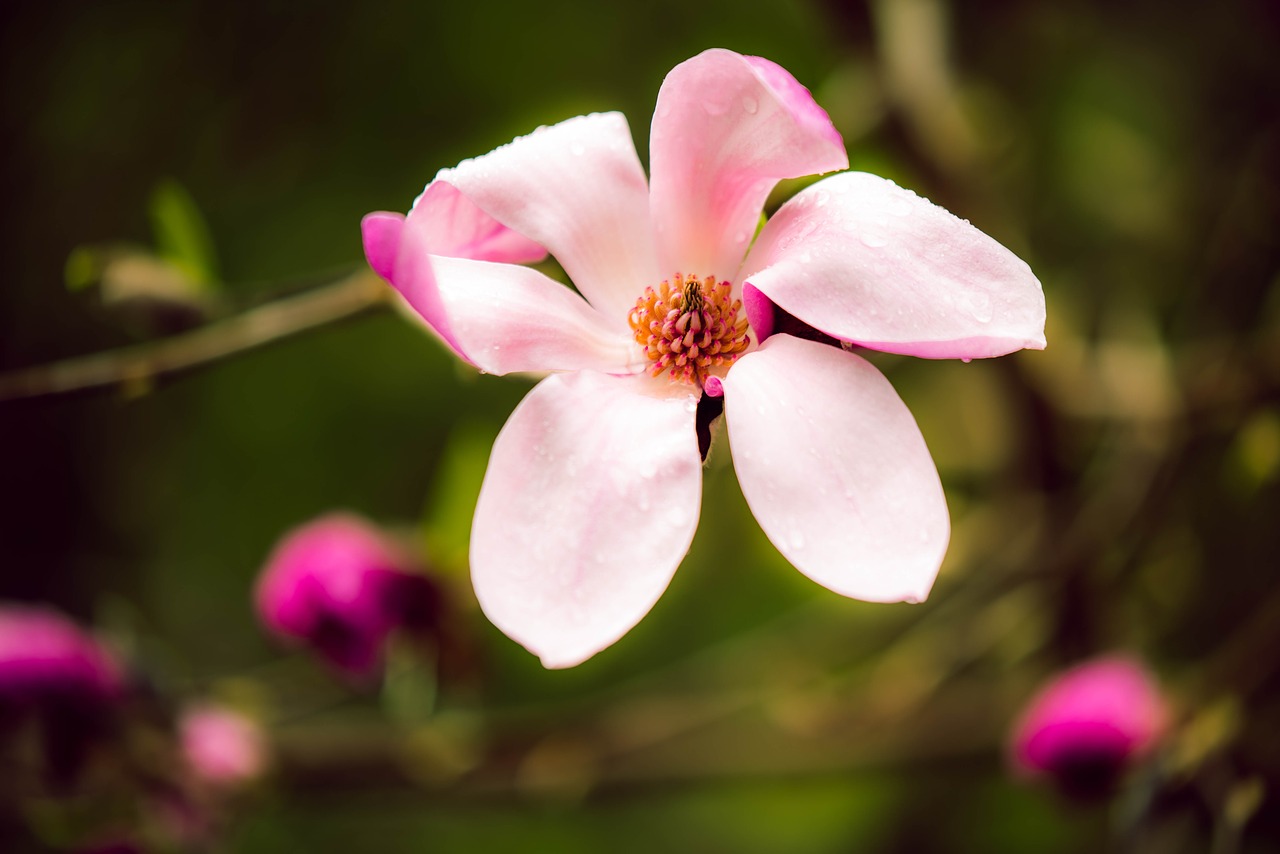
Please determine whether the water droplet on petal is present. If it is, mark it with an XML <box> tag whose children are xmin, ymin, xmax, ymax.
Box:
<box><xmin>742</xmin><ymin>95</ymin><xmax>759</xmax><ymax>114</ymax></box>
<box><xmin>963</xmin><ymin>291</ymin><xmax>993</xmax><ymax>323</ymax></box>
<box><xmin>815</xmin><ymin>190</ymin><xmax>829</xmax><ymax>207</ymax></box>
<box><xmin>860</xmin><ymin>233</ymin><xmax>887</xmax><ymax>248</ymax></box>
<box><xmin>703</xmin><ymin>98</ymin><xmax>729</xmax><ymax>116</ymax></box>
<box><xmin>734</xmin><ymin>230</ymin><xmax>749</xmax><ymax>244</ymax></box>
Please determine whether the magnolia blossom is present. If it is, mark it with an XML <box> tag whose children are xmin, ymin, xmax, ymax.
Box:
<box><xmin>254</xmin><ymin>513</ymin><xmax>439</xmax><ymax>680</ymax></box>
<box><xmin>363</xmin><ymin>49</ymin><xmax>1045</xmax><ymax>668</ymax></box>
<box><xmin>1010</xmin><ymin>655</ymin><xmax>1169</xmax><ymax>797</ymax></box>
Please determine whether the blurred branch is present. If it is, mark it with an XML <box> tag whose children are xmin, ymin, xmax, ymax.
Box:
<box><xmin>0</xmin><ymin>270</ymin><xmax>389</xmax><ymax>402</ymax></box>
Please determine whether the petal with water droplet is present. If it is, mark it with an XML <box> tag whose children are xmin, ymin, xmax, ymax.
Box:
<box><xmin>472</xmin><ymin>371</ymin><xmax>702</xmax><ymax>668</ymax></box>
<box><xmin>372</xmin><ymin>214</ymin><xmax>635</xmax><ymax>376</ymax></box>
<box><xmin>438</xmin><ymin>112</ymin><xmax>657</xmax><ymax>323</ymax></box>
<box><xmin>649</xmin><ymin>49</ymin><xmax>847</xmax><ymax>279</ymax></box>
<box><xmin>741</xmin><ymin>172</ymin><xmax>1046</xmax><ymax>359</ymax></box>
<box><xmin>723</xmin><ymin>334</ymin><xmax>949</xmax><ymax>603</ymax></box>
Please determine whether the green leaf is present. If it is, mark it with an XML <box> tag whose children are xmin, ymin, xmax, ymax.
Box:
<box><xmin>149</xmin><ymin>178</ymin><xmax>220</xmax><ymax>291</ymax></box>
<box><xmin>64</xmin><ymin>245</ymin><xmax>101</xmax><ymax>291</ymax></box>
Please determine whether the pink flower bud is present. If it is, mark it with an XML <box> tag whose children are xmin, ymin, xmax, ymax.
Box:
<box><xmin>0</xmin><ymin>604</ymin><xmax>124</xmax><ymax>706</ymax></box>
<box><xmin>254</xmin><ymin>514</ymin><xmax>439</xmax><ymax>680</ymax></box>
<box><xmin>1010</xmin><ymin>655</ymin><xmax>1169</xmax><ymax>798</ymax></box>
<box><xmin>0</xmin><ymin>603</ymin><xmax>126</xmax><ymax>783</ymax></box>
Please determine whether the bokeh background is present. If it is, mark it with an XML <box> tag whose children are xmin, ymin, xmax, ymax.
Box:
<box><xmin>2</xmin><ymin>0</ymin><xmax>1279</xmax><ymax>851</ymax></box>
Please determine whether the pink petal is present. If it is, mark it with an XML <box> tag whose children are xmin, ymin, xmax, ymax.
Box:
<box><xmin>437</xmin><ymin>112</ymin><xmax>657</xmax><ymax>325</ymax></box>
<box><xmin>722</xmin><ymin>334</ymin><xmax>949</xmax><ymax>603</ymax></box>
<box><xmin>742</xmin><ymin>172</ymin><xmax>1046</xmax><ymax>359</ymax></box>
<box><xmin>397</xmin><ymin>248</ymin><xmax>636</xmax><ymax>376</ymax></box>
<box><xmin>649</xmin><ymin>49</ymin><xmax>848</xmax><ymax>281</ymax></box>
<box><xmin>364</xmin><ymin>209</ymin><xmax>636</xmax><ymax>375</ymax></box>
<box><xmin>363</xmin><ymin>210</ymin><xmax>468</xmax><ymax>361</ymax></box>
<box><xmin>364</xmin><ymin>180</ymin><xmax>545</xmax><ymax>283</ymax></box>
<box><xmin>409</xmin><ymin>181</ymin><xmax>547</xmax><ymax>264</ymax></box>
<box><xmin>362</xmin><ymin>211</ymin><xmax>403</xmax><ymax>282</ymax></box>
<box><xmin>471</xmin><ymin>371</ymin><xmax>702</xmax><ymax>668</ymax></box>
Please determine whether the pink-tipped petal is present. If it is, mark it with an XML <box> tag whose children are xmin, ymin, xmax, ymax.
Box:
<box><xmin>471</xmin><ymin>372</ymin><xmax>702</xmax><ymax>668</ymax></box>
<box><xmin>437</xmin><ymin>112</ymin><xmax>657</xmax><ymax>324</ymax></box>
<box><xmin>723</xmin><ymin>334</ymin><xmax>949</xmax><ymax>603</ymax></box>
<box><xmin>409</xmin><ymin>181</ymin><xmax>547</xmax><ymax>264</ymax></box>
<box><xmin>389</xmin><ymin>247</ymin><xmax>637</xmax><ymax>376</ymax></box>
<box><xmin>367</xmin><ymin>206</ymin><xmax>635</xmax><ymax>375</ymax></box>
<box><xmin>649</xmin><ymin>49</ymin><xmax>848</xmax><ymax>279</ymax></box>
<box><xmin>742</xmin><ymin>172</ymin><xmax>1046</xmax><ymax>359</ymax></box>
<box><xmin>362</xmin><ymin>211</ymin><xmax>403</xmax><ymax>282</ymax></box>
<box><xmin>363</xmin><ymin>209</ymin><xmax>469</xmax><ymax>362</ymax></box>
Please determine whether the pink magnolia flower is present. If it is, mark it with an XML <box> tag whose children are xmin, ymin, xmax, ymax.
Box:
<box><xmin>1010</xmin><ymin>655</ymin><xmax>1169</xmax><ymax>797</ymax></box>
<box><xmin>179</xmin><ymin>703</ymin><xmax>267</xmax><ymax>788</ymax></box>
<box><xmin>254</xmin><ymin>513</ymin><xmax>440</xmax><ymax>680</ymax></box>
<box><xmin>362</xmin><ymin>49</ymin><xmax>1045</xmax><ymax>668</ymax></box>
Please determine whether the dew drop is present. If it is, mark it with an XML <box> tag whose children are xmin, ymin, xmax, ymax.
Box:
<box><xmin>742</xmin><ymin>95</ymin><xmax>759</xmax><ymax>114</ymax></box>
<box><xmin>903</xmin><ymin>594</ymin><xmax>921</xmax><ymax>605</ymax></box>
<box><xmin>814</xmin><ymin>190</ymin><xmax>829</xmax><ymax>208</ymax></box>
<box><xmin>860</xmin><ymin>232</ymin><xmax>887</xmax><ymax>248</ymax></box>
<box><xmin>963</xmin><ymin>291</ymin><xmax>993</xmax><ymax>323</ymax></box>
<box><xmin>734</xmin><ymin>230</ymin><xmax>749</xmax><ymax>244</ymax></box>
<box><xmin>703</xmin><ymin>98</ymin><xmax>729</xmax><ymax>116</ymax></box>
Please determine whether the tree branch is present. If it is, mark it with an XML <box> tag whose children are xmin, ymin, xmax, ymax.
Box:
<box><xmin>0</xmin><ymin>270</ymin><xmax>389</xmax><ymax>402</ymax></box>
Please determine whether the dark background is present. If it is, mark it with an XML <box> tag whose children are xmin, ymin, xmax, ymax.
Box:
<box><xmin>2</xmin><ymin>1</ymin><xmax>1278</xmax><ymax>851</ymax></box>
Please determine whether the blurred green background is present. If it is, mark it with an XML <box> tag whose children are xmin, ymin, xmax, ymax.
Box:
<box><xmin>2</xmin><ymin>0</ymin><xmax>1279</xmax><ymax>851</ymax></box>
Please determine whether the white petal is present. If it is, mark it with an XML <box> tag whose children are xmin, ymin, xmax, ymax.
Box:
<box><xmin>439</xmin><ymin>112</ymin><xmax>658</xmax><ymax>325</ymax></box>
<box><xmin>471</xmin><ymin>372</ymin><xmax>702</xmax><ymax>668</ymax></box>
<box><xmin>743</xmin><ymin>172</ymin><xmax>1046</xmax><ymax>359</ymax></box>
<box><xmin>723</xmin><ymin>334</ymin><xmax>949</xmax><ymax>603</ymax></box>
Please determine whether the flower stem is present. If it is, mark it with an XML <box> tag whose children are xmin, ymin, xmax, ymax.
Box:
<box><xmin>0</xmin><ymin>270</ymin><xmax>388</xmax><ymax>402</ymax></box>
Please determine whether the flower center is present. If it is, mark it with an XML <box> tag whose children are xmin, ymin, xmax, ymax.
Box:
<box><xmin>628</xmin><ymin>273</ymin><xmax>751</xmax><ymax>385</ymax></box>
